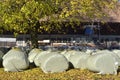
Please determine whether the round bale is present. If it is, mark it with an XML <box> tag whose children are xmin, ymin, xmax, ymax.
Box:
<box><xmin>41</xmin><ymin>53</ymin><xmax>69</xmax><ymax>73</ymax></box>
<box><xmin>61</xmin><ymin>50</ymin><xmax>79</xmax><ymax>60</ymax></box>
<box><xmin>34</xmin><ymin>50</ymin><xmax>52</xmax><ymax>67</ymax></box>
<box><xmin>93</xmin><ymin>50</ymin><xmax>120</xmax><ymax>66</ymax></box>
<box><xmin>28</xmin><ymin>48</ymin><xmax>42</xmax><ymax>63</ymax></box>
<box><xmin>69</xmin><ymin>53</ymin><xmax>90</xmax><ymax>69</ymax></box>
<box><xmin>86</xmin><ymin>50</ymin><xmax>118</xmax><ymax>75</ymax></box>
<box><xmin>112</xmin><ymin>50</ymin><xmax>120</xmax><ymax>58</ymax></box>
<box><xmin>2</xmin><ymin>47</ymin><xmax>29</xmax><ymax>72</ymax></box>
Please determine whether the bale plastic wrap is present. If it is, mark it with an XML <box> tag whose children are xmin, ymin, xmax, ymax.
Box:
<box><xmin>69</xmin><ymin>53</ymin><xmax>90</xmax><ymax>69</ymax></box>
<box><xmin>86</xmin><ymin>50</ymin><xmax>119</xmax><ymax>75</ymax></box>
<box><xmin>34</xmin><ymin>50</ymin><xmax>52</xmax><ymax>67</ymax></box>
<box><xmin>61</xmin><ymin>50</ymin><xmax>80</xmax><ymax>60</ymax></box>
<box><xmin>28</xmin><ymin>48</ymin><xmax>41</xmax><ymax>63</ymax></box>
<box><xmin>2</xmin><ymin>48</ymin><xmax>29</xmax><ymax>72</ymax></box>
<box><xmin>112</xmin><ymin>50</ymin><xmax>120</xmax><ymax>56</ymax></box>
<box><xmin>41</xmin><ymin>53</ymin><xmax>69</xmax><ymax>73</ymax></box>
<box><xmin>94</xmin><ymin>50</ymin><xmax>120</xmax><ymax>66</ymax></box>
<box><xmin>112</xmin><ymin>50</ymin><xmax>120</xmax><ymax>63</ymax></box>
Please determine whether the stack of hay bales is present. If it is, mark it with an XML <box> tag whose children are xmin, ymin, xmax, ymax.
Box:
<box><xmin>60</xmin><ymin>49</ymin><xmax>120</xmax><ymax>75</ymax></box>
<box><xmin>2</xmin><ymin>47</ymin><xmax>29</xmax><ymax>72</ymax></box>
<box><xmin>2</xmin><ymin>46</ymin><xmax>120</xmax><ymax>75</ymax></box>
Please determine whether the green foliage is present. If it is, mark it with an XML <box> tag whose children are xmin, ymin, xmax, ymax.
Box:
<box><xmin>0</xmin><ymin>0</ymin><xmax>64</xmax><ymax>34</ymax></box>
<box><xmin>60</xmin><ymin>0</ymin><xmax>117</xmax><ymax>22</ymax></box>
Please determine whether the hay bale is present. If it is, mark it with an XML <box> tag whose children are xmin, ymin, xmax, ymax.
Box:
<box><xmin>41</xmin><ymin>53</ymin><xmax>69</xmax><ymax>73</ymax></box>
<box><xmin>112</xmin><ymin>50</ymin><xmax>120</xmax><ymax>66</ymax></box>
<box><xmin>69</xmin><ymin>53</ymin><xmax>90</xmax><ymax>69</ymax></box>
<box><xmin>61</xmin><ymin>50</ymin><xmax>79</xmax><ymax>60</ymax></box>
<box><xmin>112</xmin><ymin>50</ymin><xmax>120</xmax><ymax>58</ymax></box>
<box><xmin>86</xmin><ymin>51</ymin><xmax>118</xmax><ymax>75</ymax></box>
<box><xmin>61</xmin><ymin>50</ymin><xmax>86</xmax><ymax>69</ymax></box>
<box><xmin>34</xmin><ymin>49</ymin><xmax>61</xmax><ymax>67</ymax></box>
<box><xmin>92</xmin><ymin>50</ymin><xmax>120</xmax><ymax>66</ymax></box>
<box><xmin>28</xmin><ymin>48</ymin><xmax>42</xmax><ymax>63</ymax></box>
<box><xmin>2</xmin><ymin>48</ymin><xmax>29</xmax><ymax>72</ymax></box>
<box><xmin>34</xmin><ymin>50</ymin><xmax>52</xmax><ymax>67</ymax></box>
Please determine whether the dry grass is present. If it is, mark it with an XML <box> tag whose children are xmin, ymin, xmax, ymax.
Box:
<box><xmin>0</xmin><ymin>68</ymin><xmax>120</xmax><ymax>80</ymax></box>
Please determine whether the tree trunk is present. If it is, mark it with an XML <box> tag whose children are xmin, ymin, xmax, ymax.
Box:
<box><xmin>30</xmin><ymin>31</ymin><xmax>38</xmax><ymax>48</ymax></box>
<box><xmin>30</xmin><ymin>21</ymin><xmax>40</xmax><ymax>48</ymax></box>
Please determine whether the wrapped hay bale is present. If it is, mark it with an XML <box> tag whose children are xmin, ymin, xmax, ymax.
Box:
<box><xmin>0</xmin><ymin>50</ymin><xmax>4</xmax><ymax>67</ymax></box>
<box><xmin>2</xmin><ymin>47</ymin><xmax>29</xmax><ymax>72</ymax></box>
<box><xmin>85</xmin><ymin>49</ymin><xmax>100</xmax><ymax>54</ymax></box>
<box><xmin>40</xmin><ymin>53</ymin><xmax>69</xmax><ymax>73</ymax></box>
<box><xmin>86</xmin><ymin>50</ymin><xmax>119</xmax><ymax>75</ymax></box>
<box><xmin>34</xmin><ymin>50</ymin><xmax>52</xmax><ymax>67</ymax></box>
<box><xmin>69</xmin><ymin>53</ymin><xmax>90</xmax><ymax>69</ymax></box>
<box><xmin>111</xmin><ymin>50</ymin><xmax>120</xmax><ymax>66</ymax></box>
<box><xmin>85</xmin><ymin>49</ymin><xmax>95</xmax><ymax>54</ymax></box>
<box><xmin>92</xmin><ymin>50</ymin><xmax>120</xmax><ymax>66</ymax></box>
<box><xmin>61</xmin><ymin>50</ymin><xmax>85</xmax><ymax>69</ymax></box>
<box><xmin>112</xmin><ymin>50</ymin><xmax>120</xmax><ymax>58</ymax></box>
<box><xmin>61</xmin><ymin>50</ymin><xmax>80</xmax><ymax>60</ymax></box>
<box><xmin>28</xmin><ymin>48</ymin><xmax>42</xmax><ymax>63</ymax></box>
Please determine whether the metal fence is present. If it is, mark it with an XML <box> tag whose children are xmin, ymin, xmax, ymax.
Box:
<box><xmin>0</xmin><ymin>35</ymin><xmax>120</xmax><ymax>49</ymax></box>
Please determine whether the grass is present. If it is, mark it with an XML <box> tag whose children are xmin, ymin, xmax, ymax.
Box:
<box><xmin>0</xmin><ymin>68</ymin><xmax>120</xmax><ymax>80</ymax></box>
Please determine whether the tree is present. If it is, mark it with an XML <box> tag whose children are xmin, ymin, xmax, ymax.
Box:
<box><xmin>0</xmin><ymin>0</ymin><xmax>64</xmax><ymax>48</ymax></box>
<box><xmin>0</xmin><ymin>0</ymin><xmax>117</xmax><ymax>48</ymax></box>
<box><xmin>60</xmin><ymin>0</ymin><xmax>117</xmax><ymax>23</ymax></box>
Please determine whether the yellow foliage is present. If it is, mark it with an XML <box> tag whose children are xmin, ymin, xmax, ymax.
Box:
<box><xmin>60</xmin><ymin>0</ymin><xmax>117</xmax><ymax>22</ymax></box>
<box><xmin>0</xmin><ymin>68</ymin><xmax>120</xmax><ymax>80</ymax></box>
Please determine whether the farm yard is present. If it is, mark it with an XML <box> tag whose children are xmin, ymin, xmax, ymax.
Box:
<box><xmin>0</xmin><ymin>0</ymin><xmax>120</xmax><ymax>80</ymax></box>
